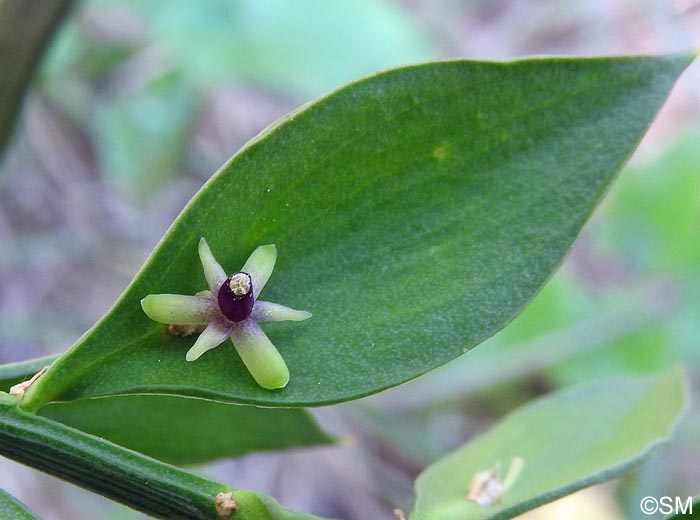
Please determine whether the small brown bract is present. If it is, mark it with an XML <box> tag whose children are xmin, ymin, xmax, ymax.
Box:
<box><xmin>165</xmin><ymin>323</ymin><xmax>207</xmax><ymax>337</ymax></box>
<box><xmin>9</xmin><ymin>366</ymin><xmax>50</xmax><ymax>398</ymax></box>
<box><xmin>215</xmin><ymin>491</ymin><xmax>237</xmax><ymax>518</ymax></box>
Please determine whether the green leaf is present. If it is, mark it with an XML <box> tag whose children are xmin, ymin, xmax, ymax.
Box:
<box><xmin>0</xmin><ymin>355</ymin><xmax>333</xmax><ymax>462</ymax></box>
<box><xmin>21</xmin><ymin>54</ymin><xmax>695</xmax><ymax>411</ymax></box>
<box><xmin>0</xmin><ymin>0</ymin><xmax>72</xmax><ymax>155</ymax></box>
<box><xmin>0</xmin><ymin>490</ymin><xmax>40</xmax><ymax>520</ymax></box>
<box><xmin>39</xmin><ymin>394</ymin><xmax>334</xmax><ymax>465</ymax></box>
<box><xmin>411</xmin><ymin>370</ymin><xmax>687</xmax><ymax>520</ymax></box>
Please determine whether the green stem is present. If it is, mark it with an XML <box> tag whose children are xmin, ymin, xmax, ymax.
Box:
<box><xmin>0</xmin><ymin>393</ymin><xmax>324</xmax><ymax>520</ymax></box>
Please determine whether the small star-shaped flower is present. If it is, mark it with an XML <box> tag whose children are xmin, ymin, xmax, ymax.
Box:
<box><xmin>140</xmin><ymin>238</ymin><xmax>311</xmax><ymax>389</ymax></box>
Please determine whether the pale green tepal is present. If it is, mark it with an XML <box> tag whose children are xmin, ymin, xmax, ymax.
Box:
<box><xmin>141</xmin><ymin>238</ymin><xmax>311</xmax><ymax>389</ymax></box>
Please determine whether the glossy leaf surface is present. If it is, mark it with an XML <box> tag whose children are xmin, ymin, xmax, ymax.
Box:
<box><xmin>22</xmin><ymin>54</ymin><xmax>694</xmax><ymax>410</ymax></box>
<box><xmin>411</xmin><ymin>370</ymin><xmax>687</xmax><ymax>520</ymax></box>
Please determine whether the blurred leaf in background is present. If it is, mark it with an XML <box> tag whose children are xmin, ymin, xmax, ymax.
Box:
<box><xmin>411</xmin><ymin>370</ymin><xmax>686</xmax><ymax>520</ymax></box>
<box><xmin>111</xmin><ymin>0</ymin><xmax>438</xmax><ymax>97</ymax></box>
<box><xmin>35</xmin><ymin>0</ymin><xmax>439</xmax><ymax>198</ymax></box>
<box><xmin>0</xmin><ymin>0</ymin><xmax>72</xmax><ymax>155</ymax></box>
<box><xmin>550</xmin><ymin>131</ymin><xmax>700</xmax><ymax>386</ymax></box>
<box><xmin>93</xmin><ymin>70</ymin><xmax>197</xmax><ymax>195</ymax></box>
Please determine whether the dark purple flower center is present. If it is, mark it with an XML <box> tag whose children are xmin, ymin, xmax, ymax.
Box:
<box><xmin>217</xmin><ymin>272</ymin><xmax>254</xmax><ymax>322</ymax></box>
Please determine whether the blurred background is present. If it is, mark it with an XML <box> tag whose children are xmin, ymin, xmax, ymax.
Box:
<box><xmin>0</xmin><ymin>1</ymin><xmax>698</xmax><ymax>519</ymax></box>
